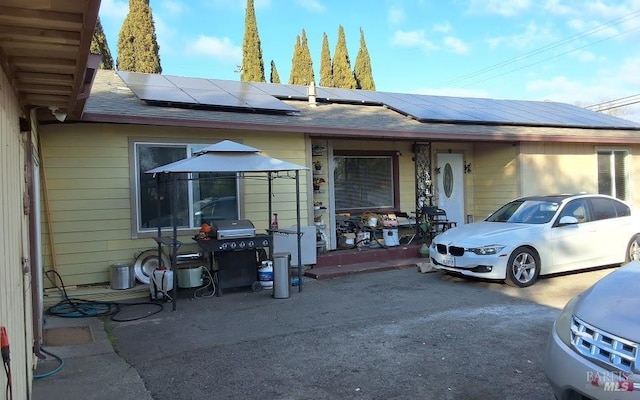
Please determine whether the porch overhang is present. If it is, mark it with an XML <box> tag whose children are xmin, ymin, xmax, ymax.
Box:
<box><xmin>0</xmin><ymin>0</ymin><xmax>101</xmax><ymax>120</ymax></box>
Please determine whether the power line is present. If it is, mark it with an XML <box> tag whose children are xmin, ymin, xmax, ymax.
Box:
<box><xmin>586</xmin><ymin>95</ymin><xmax>640</xmax><ymax>112</ymax></box>
<box><xmin>458</xmin><ymin>22</ymin><xmax>640</xmax><ymax>88</ymax></box>
<box><xmin>595</xmin><ymin>99</ymin><xmax>640</xmax><ymax>112</ymax></box>
<box><xmin>438</xmin><ymin>9</ymin><xmax>640</xmax><ymax>87</ymax></box>
<box><xmin>586</xmin><ymin>93</ymin><xmax>640</xmax><ymax>109</ymax></box>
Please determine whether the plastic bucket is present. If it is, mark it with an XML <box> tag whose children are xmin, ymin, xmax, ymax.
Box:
<box><xmin>110</xmin><ymin>264</ymin><xmax>135</xmax><ymax>290</ymax></box>
<box><xmin>383</xmin><ymin>228</ymin><xmax>399</xmax><ymax>247</ymax></box>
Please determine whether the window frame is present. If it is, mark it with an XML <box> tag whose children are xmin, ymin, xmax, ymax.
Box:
<box><xmin>129</xmin><ymin>139</ymin><xmax>240</xmax><ymax>238</ymax></box>
<box><xmin>333</xmin><ymin>150</ymin><xmax>400</xmax><ymax>213</ymax></box>
<box><xmin>596</xmin><ymin>147</ymin><xmax>630</xmax><ymax>201</ymax></box>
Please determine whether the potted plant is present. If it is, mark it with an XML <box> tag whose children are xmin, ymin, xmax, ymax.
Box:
<box><xmin>313</xmin><ymin>177</ymin><xmax>325</xmax><ymax>192</ymax></box>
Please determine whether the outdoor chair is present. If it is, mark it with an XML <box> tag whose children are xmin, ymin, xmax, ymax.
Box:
<box><xmin>422</xmin><ymin>206</ymin><xmax>457</xmax><ymax>237</ymax></box>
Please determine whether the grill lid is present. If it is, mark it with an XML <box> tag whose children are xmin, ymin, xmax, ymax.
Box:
<box><xmin>213</xmin><ymin>219</ymin><xmax>256</xmax><ymax>239</ymax></box>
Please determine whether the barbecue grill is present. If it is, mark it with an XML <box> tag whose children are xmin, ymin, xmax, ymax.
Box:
<box><xmin>194</xmin><ymin>219</ymin><xmax>273</xmax><ymax>295</ymax></box>
<box><xmin>198</xmin><ymin>219</ymin><xmax>272</xmax><ymax>252</ymax></box>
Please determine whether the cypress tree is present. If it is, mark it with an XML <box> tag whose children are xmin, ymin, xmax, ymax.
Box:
<box><xmin>319</xmin><ymin>32</ymin><xmax>333</xmax><ymax>87</ymax></box>
<box><xmin>288</xmin><ymin>35</ymin><xmax>302</xmax><ymax>84</ymax></box>
<box><xmin>116</xmin><ymin>0</ymin><xmax>161</xmax><ymax>73</ymax></box>
<box><xmin>270</xmin><ymin>60</ymin><xmax>281</xmax><ymax>83</ymax></box>
<box><xmin>299</xmin><ymin>29</ymin><xmax>315</xmax><ymax>85</ymax></box>
<box><xmin>354</xmin><ymin>28</ymin><xmax>376</xmax><ymax>90</ymax></box>
<box><xmin>117</xmin><ymin>9</ymin><xmax>135</xmax><ymax>71</ymax></box>
<box><xmin>241</xmin><ymin>0</ymin><xmax>266</xmax><ymax>82</ymax></box>
<box><xmin>90</xmin><ymin>18</ymin><xmax>114</xmax><ymax>69</ymax></box>
<box><xmin>332</xmin><ymin>25</ymin><xmax>356</xmax><ymax>89</ymax></box>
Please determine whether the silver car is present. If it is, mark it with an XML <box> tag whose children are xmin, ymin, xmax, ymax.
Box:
<box><xmin>543</xmin><ymin>261</ymin><xmax>640</xmax><ymax>399</ymax></box>
<box><xmin>430</xmin><ymin>193</ymin><xmax>640</xmax><ymax>287</ymax></box>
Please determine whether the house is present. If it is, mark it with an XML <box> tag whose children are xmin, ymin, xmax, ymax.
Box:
<box><xmin>0</xmin><ymin>2</ymin><xmax>101</xmax><ymax>398</ymax></box>
<box><xmin>2</xmin><ymin>3</ymin><xmax>640</xmax><ymax>397</ymax></box>
<box><xmin>36</xmin><ymin>69</ymin><xmax>640</xmax><ymax>294</ymax></box>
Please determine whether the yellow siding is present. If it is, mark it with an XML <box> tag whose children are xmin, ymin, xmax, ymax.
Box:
<box><xmin>470</xmin><ymin>143</ymin><xmax>519</xmax><ymax>220</ymax></box>
<box><xmin>520</xmin><ymin>142</ymin><xmax>597</xmax><ymax>195</ymax></box>
<box><xmin>39</xmin><ymin>123</ymin><xmax>309</xmax><ymax>286</ymax></box>
<box><xmin>0</xmin><ymin>67</ymin><xmax>33</xmax><ymax>398</ymax></box>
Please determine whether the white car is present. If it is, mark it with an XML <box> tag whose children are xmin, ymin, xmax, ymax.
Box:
<box><xmin>543</xmin><ymin>261</ymin><xmax>640</xmax><ymax>399</ymax></box>
<box><xmin>430</xmin><ymin>194</ymin><xmax>640</xmax><ymax>287</ymax></box>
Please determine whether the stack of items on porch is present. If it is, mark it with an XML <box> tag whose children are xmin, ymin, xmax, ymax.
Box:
<box><xmin>335</xmin><ymin>212</ymin><xmax>400</xmax><ymax>249</ymax></box>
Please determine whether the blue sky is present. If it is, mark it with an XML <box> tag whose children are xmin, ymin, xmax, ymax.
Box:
<box><xmin>98</xmin><ymin>0</ymin><xmax>640</xmax><ymax>121</ymax></box>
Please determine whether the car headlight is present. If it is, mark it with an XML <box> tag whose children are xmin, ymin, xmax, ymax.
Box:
<box><xmin>554</xmin><ymin>295</ymin><xmax>581</xmax><ymax>347</ymax></box>
<box><xmin>466</xmin><ymin>245</ymin><xmax>505</xmax><ymax>255</ymax></box>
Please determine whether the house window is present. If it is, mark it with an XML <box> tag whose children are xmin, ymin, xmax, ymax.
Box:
<box><xmin>133</xmin><ymin>142</ymin><xmax>238</xmax><ymax>234</ymax></box>
<box><xmin>334</xmin><ymin>151</ymin><xmax>399</xmax><ymax>211</ymax></box>
<box><xmin>597</xmin><ymin>149</ymin><xmax>628</xmax><ymax>200</ymax></box>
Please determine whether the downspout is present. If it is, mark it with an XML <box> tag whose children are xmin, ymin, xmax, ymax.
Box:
<box><xmin>25</xmin><ymin>124</ymin><xmax>44</xmax><ymax>360</ymax></box>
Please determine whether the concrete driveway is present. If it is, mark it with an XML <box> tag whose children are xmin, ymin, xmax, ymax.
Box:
<box><xmin>107</xmin><ymin>266</ymin><xmax>614</xmax><ymax>400</ymax></box>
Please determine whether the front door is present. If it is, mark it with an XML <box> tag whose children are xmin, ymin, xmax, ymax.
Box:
<box><xmin>436</xmin><ymin>153</ymin><xmax>465</xmax><ymax>226</ymax></box>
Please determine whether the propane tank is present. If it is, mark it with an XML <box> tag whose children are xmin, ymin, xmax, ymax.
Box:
<box><xmin>150</xmin><ymin>267</ymin><xmax>174</xmax><ymax>300</ymax></box>
<box><xmin>258</xmin><ymin>260</ymin><xmax>273</xmax><ymax>288</ymax></box>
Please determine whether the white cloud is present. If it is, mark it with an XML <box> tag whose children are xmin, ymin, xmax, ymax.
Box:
<box><xmin>487</xmin><ymin>21</ymin><xmax>555</xmax><ymax>50</ymax></box>
<box><xmin>391</xmin><ymin>30</ymin><xmax>438</xmax><ymax>51</ymax></box>
<box><xmin>570</xmin><ymin>49</ymin><xmax>597</xmax><ymax>62</ymax></box>
<box><xmin>524</xmin><ymin>57</ymin><xmax>640</xmax><ymax>123</ymax></box>
<box><xmin>433</xmin><ymin>22</ymin><xmax>452</xmax><ymax>33</ymax></box>
<box><xmin>543</xmin><ymin>0</ymin><xmax>573</xmax><ymax>15</ymax></box>
<box><xmin>295</xmin><ymin>0</ymin><xmax>325</xmax><ymax>12</ymax></box>
<box><xmin>468</xmin><ymin>0</ymin><xmax>532</xmax><ymax>17</ymax></box>
<box><xmin>388</xmin><ymin>6</ymin><xmax>406</xmax><ymax>25</ymax></box>
<box><xmin>443</xmin><ymin>36</ymin><xmax>469</xmax><ymax>54</ymax></box>
<box><xmin>185</xmin><ymin>35</ymin><xmax>242</xmax><ymax>62</ymax></box>
<box><xmin>618</xmin><ymin>56</ymin><xmax>640</xmax><ymax>85</ymax></box>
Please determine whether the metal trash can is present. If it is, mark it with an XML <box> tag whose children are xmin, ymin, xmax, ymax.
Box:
<box><xmin>272</xmin><ymin>252</ymin><xmax>291</xmax><ymax>299</ymax></box>
<box><xmin>110</xmin><ymin>263</ymin><xmax>135</xmax><ymax>290</ymax></box>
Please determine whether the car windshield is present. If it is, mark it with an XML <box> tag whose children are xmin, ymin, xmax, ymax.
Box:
<box><xmin>486</xmin><ymin>199</ymin><xmax>560</xmax><ymax>224</ymax></box>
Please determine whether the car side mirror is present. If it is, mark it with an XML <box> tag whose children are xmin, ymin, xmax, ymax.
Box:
<box><xmin>559</xmin><ymin>215</ymin><xmax>579</xmax><ymax>225</ymax></box>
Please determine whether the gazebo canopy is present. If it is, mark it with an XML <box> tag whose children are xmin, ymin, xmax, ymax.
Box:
<box><xmin>145</xmin><ymin>140</ymin><xmax>308</xmax><ymax>174</ymax></box>
<box><xmin>144</xmin><ymin>140</ymin><xmax>309</xmax><ymax>306</ymax></box>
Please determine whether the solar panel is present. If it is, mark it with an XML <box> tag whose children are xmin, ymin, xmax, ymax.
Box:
<box><xmin>182</xmin><ymin>88</ymin><xmax>248</xmax><ymax>108</ymax></box>
<box><xmin>165</xmin><ymin>76</ymin><xmax>220</xmax><ymax>90</ymax></box>
<box><xmin>314</xmin><ymin>87</ymin><xmax>381</xmax><ymax>104</ymax></box>
<box><xmin>374</xmin><ymin>91</ymin><xmax>640</xmax><ymax>127</ymax></box>
<box><xmin>250</xmin><ymin>82</ymin><xmax>308</xmax><ymax>99</ymax></box>
<box><xmin>118</xmin><ymin>71</ymin><xmax>174</xmax><ymax>87</ymax></box>
<box><xmin>242</xmin><ymin>93</ymin><xmax>299</xmax><ymax>112</ymax></box>
<box><xmin>128</xmin><ymin>84</ymin><xmax>195</xmax><ymax>104</ymax></box>
<box><xmin>117</xmin><ymin>71</ymin><xmax>639</xmax><ymax>128</ymax></box>
<box><xmin>210</xmin><ymin>79</ymin><xmax>266</xmax><ymax>95</ymax></box>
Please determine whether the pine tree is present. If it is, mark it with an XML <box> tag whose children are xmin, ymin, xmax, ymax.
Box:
<box><xmin>354</xmin><ymin>28</ymin><xmax>376</xmax><ymax>90</ymax></box>
<box><xmin>332</xmin><ymin>25</ymin><xmax>357</xmax><ymax>89</ymax></box>
<box><xmin>270</xmin><ymin>60</ymin><xmax>281</xmax><ymax>83</ymax></box>
<box><xmin>299</xmin><ymin>29</ymin><xmax>315</xmax><ymax>85</ymax></box>
<box><xmin>90</xmin><ymin>18</ymin><xmax>114</xmax><ymax>69</ymax></box>
<box><xmin>319</xmin><ymin>32</ymin><xmax>333</xmax><ymax>87</ymax></box>
<box><xmin>241</xmin><ymin>0</ymin><xmax>265</xmax><ymax>82</ymax></box>
<box><xmin>116</xmin><ymin>0</ymin><xmax>162</xmax><ymax>73</ymax></box>
<box><xmin>288</xmin><ymin>35</ymin><xmax>302</xmax><ymax>84</ymax></box>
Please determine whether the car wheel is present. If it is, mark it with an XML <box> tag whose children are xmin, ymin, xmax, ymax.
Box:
<box><xmin>626</xmin><ymin>234</ymin><xmax>640</xmax><ymax>263</ymax></box>
<box><xmin>505</xmin><ymin>247</ymin><xmax>540</xmax><ymax>287</ymax></box>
